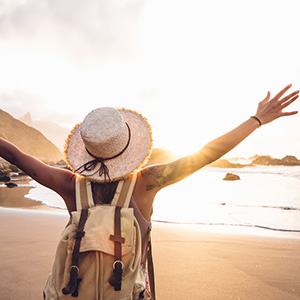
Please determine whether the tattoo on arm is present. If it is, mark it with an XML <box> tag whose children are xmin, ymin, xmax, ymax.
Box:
<box><xmin>144</xmin><ymin>148</ymin><xmax>221</xmax><ymax>191</ymax></box>
<box><xmin>145</xmin><ymin>164</ymin><xmax>179</xmax><ymax>191</ymax></box>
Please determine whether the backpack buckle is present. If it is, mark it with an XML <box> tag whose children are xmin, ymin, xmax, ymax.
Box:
<box><xmin>109</xmin><ymin>260</ymin><xmax>124</xmax><ymax>291</ymax></box>
<box><xmin>62</xmin><ymin>266</ymin><xmax>81</xmax><ymax>296</ymax></box>
<box><xmin>113</xmin><ymin>260</ymin><xmax>124</xmax><ymax>270</ymax></box>
<box><xmin>70</xmin><ymin>265</ymin><xmax>80</xmax><ymax>274</ymax></box>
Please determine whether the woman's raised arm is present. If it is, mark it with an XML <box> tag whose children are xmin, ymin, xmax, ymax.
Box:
<box><xmin>142</xmin><ymin>84</ymin><xmax>299</xmax><ymax>192</ymax></box>
<box><xmin>0</xmin><ymin>137</ymin><xmax>75</xmax><ymax>210</ymax></box>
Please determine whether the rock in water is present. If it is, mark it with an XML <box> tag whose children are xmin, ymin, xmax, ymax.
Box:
<box><xmin>5</xmin><ymin>182</ymin><xmax>18</xmax><ymax>188</ymax></box>
<box><xmin>223</xmin><ymin>173</ymin><xmax>240</xmax><ymax>181</ymax></box>
<box><xmin>0</xmin><ymin>175</ymin><xmax>11</xmax><ymax>182</ymax></box>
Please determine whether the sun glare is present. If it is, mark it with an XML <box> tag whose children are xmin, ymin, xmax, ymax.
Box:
<box><xmin>0</xmin><ymin>0</ymin><xmax>299</xmax><ymax>158</ymax></box>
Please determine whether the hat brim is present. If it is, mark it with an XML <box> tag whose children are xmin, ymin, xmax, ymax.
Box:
<box><xmin>65</xmin><ymin>108</ymin><xmax>153</xmax><ymax>182</ymax></box>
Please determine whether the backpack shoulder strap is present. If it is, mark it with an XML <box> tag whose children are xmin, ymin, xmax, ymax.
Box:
<box><xmin>108</xmin><ymin>172</ymin><xmax>138</xmax><ymax>291</ymax></box>
<box><xmin>111</xmin><ymin>173</ymin><xmax>137</xmax><ymax>208</ymax></box>
<box><xmin>64</xmin><ymin>176</ymin><xmax>91</xmax><ymax>296</ymax></box>
<box><xmin>75</xmin><ymin>176</ymin><xmax>94</xmax><ymax>211</ymax></box>
<box><xmin>146</xmin><ymin>223</ymin><xmax>156</xmax><ymax>300</ymax></box>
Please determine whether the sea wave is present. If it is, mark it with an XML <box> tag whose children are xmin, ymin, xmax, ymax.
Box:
<box><xmin>24</xmin><ymin>180</ymin><xmax>66</xmax><ymax>210</ymax></box>
<box><xmin>205</xmin><ymin>165</ymin><xmax>300</xmax><ymax>179</ymax></box>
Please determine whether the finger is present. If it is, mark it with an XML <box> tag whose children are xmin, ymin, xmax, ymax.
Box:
<box><xmin>279</xmin><ymin>90</ymin><xmax>299</xmax><ymax>104</ymax></box>
<box><xmin>261</xmin><ymin>91</ymin><xmax>271</xmax><ymax>102</ymax></box>
<box><xmin>272</xmin><ymin>84</ymin><xmax>292</xmax><ymax>100</ymax></box>
<box><xmin>280</xmin><ymin>111</ymin><xmax>298</xmax><ymax>117</ymax></box>
<box><xmin>281</xmin><ymin>95</ymin><xmax>299</xmax><ymax>109</ymax></box>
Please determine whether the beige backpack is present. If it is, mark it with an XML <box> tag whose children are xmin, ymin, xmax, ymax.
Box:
<box><xmin>43</xmin><ymin>173</ymin><xmax>155</xmax><ymax>300</ymax></box>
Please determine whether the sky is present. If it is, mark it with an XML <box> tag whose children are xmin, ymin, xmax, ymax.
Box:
<box><xmin>0</xmin><ymin>0</ymin><xmax>299</xmax><ymax>159</ymax></box>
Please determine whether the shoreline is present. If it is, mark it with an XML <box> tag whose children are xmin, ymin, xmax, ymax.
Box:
<box><xmin>1</xmin><ymin>178</ymin><xmax>300</xmax><ymax>239</ymax></box>
<box><xmin>0</xmin><ymin>176</ymin><xmax>64</xmax><ymax>212</ymax></box>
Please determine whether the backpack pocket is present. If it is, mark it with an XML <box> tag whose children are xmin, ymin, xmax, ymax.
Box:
<box><xmin>43</xmin><ymin>273</ymin><xmax>59</xmax><ymax>300</ymax></box>
<box><xmin>132</xmin><ymin>268</ymin><xmax>151</xmax><ymax>300</ymax></box>
<box><xmin>71</xmin><ymin>205</ymin><xmax>135</xmax><ymax>256</ymax></box>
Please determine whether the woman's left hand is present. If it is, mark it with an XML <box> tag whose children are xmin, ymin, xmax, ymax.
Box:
<box><xmin>254</xmin><ymin>84</ymin><xmax>299</xmax><ymax>125</ymax></box>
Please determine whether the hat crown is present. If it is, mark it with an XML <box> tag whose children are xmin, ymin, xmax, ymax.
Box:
<box><xmin>80</xmin><ymin>107</ymin><xmax>129</xmax><ymax>159</ymax></box>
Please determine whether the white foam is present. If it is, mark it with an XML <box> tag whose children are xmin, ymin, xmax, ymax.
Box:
<box><xmin>25</xmin><ymin>180</ymin><xmax>66</xmax><ymax>210</ymax></box>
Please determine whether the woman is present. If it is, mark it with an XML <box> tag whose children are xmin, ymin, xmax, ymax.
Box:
<box><xmin>0</xmin><ymin>84</ymin><xmax>298</xmax><ymax>298</ymax></box>
<box><xmin>2</xmin><ymin>84</ymin><xmax>298</xmax><ymax>218</ymax></box>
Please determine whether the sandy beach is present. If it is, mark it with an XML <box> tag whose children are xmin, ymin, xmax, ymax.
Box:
<box><xmin>1</xmin><ymin>184</ymin><xmax>300</xmax><ymax>299</ymax></box>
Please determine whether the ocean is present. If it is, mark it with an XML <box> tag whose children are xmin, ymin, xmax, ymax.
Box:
<box><xmin>22</xmin><ymin>165</ymin><xmax>300</xmax><ymax>238</ymax></box>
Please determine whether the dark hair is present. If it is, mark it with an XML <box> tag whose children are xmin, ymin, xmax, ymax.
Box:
<box><xmin>91</xmin><ymin>181</ymin><xmax>119</xmax><ymax>204</ymax></box>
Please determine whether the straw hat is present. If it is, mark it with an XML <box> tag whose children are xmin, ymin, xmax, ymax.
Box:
<box><xmin>65</xmin><ymin>107</ymin><xmax>152</xmax><ymax>182</ymax></box>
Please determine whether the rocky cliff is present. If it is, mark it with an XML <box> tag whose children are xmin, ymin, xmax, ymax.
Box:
<box><xmin>0</xmin><ymin>109</ymin><xmax>63</xmax><ymax>164</ymax></box>
<box><xmin>210</xmin><ymin>155</ymin><xmax>300</xmax><ymax>168</ymax></box>
<box><xmin>252</xmin><ymin>155</ymin><xmax>300</xmax><ymax>166</ymax></box>
<box><xmin>19</xmin><ymin>112</ymin><xmax>70</xmax><ymax>150</ymax></box>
